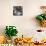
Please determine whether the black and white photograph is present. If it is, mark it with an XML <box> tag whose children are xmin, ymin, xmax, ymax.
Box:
<box><xmin>13</xmin><ymin>6</ymin><xmax>23</xmax><ymax>16</ymax></box>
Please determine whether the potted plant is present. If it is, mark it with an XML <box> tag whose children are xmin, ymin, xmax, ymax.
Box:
<box><xmin>36</xmin><ymin>6</ymin><xmax>46</xmax><ymax>27</ymax></box>
<box><xmin>5</xmin><ymin>26</ymin><xmax>18</xmax><ymax>43</ymax></box>
<box><xmin>36</xmin><ymin>14</ymin><xmax>46</xmax><ymax>27</ymax></box>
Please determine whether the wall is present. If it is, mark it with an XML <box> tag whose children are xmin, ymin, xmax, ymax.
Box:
<box><xmin>0</xmin><ymin>0</ymin><xmax>46</xmax><ymax>39</ymax></box>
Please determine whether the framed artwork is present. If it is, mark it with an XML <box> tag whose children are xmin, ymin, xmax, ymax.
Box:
<box><xmin>13</xmin><ymin>6</ymin><xmax>23</xmax><ymax>16</ymax></box>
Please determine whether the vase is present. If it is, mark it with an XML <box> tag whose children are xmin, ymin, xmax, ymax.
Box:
<box><xmin>11</xmin><ymin>36</ymin><xmax>17</xmax><ymax>44</ymax></box>
<box><xmin>7</xmin><ymin>39</ymin><xmax>12</xmax><ymax>44</ymax></box>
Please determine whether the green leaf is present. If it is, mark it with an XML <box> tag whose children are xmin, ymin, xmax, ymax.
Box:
<box><xmin>36</xmin><ymin>15</ymin><xmax>44</xmax><ymax>21</ymax></box>
<box><xmin>44</xmin><ymin>15</ymin><xmax>46</xmax><ymax>20</ymax></box>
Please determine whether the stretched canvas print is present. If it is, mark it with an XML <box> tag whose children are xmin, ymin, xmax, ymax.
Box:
<box><xmin>13</xmin><ymin>6</ymin><xmax>23</xmax><ymax>16</ymax></box>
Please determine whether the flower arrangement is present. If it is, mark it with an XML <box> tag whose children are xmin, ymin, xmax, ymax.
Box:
<box><xmin>36</xmin><ymin>14</ymin><xmax>46</xmax><ymax>27</ymax></box>
<box><xmin>36</xmin><ymin>6</ymin><xmax>46</xmax><ymax>27</ymax></box>
<box><xmin>5</xmin><ymin>26</ymin><xmax>18</xmax><ymax>39</ymax></box>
